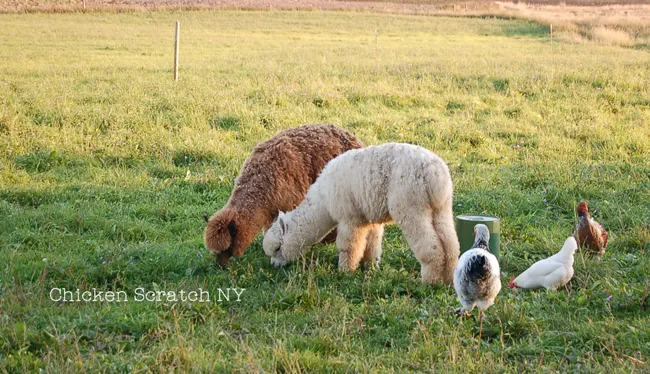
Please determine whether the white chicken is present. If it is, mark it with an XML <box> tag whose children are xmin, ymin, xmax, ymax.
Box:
<box><xmin>509</xmin><ymin>237</ymin><xmax>577</xmax><ymax>290</ymax></box>
<box><xmin>453</xmin><ymin>224</ymin><xmax>501</xmax><ymax>318</ymax></box>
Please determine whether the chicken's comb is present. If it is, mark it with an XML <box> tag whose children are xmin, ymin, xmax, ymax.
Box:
<box><xmin>508</xmin><ymin>276</ymin><xmax>517</xmax><ymax>289</ymax></box>
<box><xmin>576</xmin><ymin>201</ymin><xmax>589</xmax><ymax>213</ymax></box>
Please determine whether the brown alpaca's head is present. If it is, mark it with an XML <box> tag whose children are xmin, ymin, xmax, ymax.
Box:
<box><xmin>203</xmin><ymin>209</ymin><xmax>240</xmax><ymax>267</ymax></box>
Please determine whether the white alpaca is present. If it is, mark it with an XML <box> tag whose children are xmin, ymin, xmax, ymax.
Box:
<box><xmin>263</xmin><ymin>143</ymin><xmax>460</xmax><ymax>285</ymax></box>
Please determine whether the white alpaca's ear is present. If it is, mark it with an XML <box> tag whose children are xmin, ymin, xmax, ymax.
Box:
<box><xmin>278</xmin><ymin>215</ymin><xmax>288</xmax><ymax>236</ymax></box>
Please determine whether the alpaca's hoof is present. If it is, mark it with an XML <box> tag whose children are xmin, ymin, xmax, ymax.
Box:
<box><xmin>421</xmin><ymin>270</ymin><xmax>443</xmax><ymax>285</ymax></box>
<box><xmin>361</xmin><ymin>259</ymin><xmax>380</xmax><ymax>271</ymax></box>
<box><xmin>271</xmin><ymin>256</ymin><xmax>287</xmax><ymax>268</ymax></box>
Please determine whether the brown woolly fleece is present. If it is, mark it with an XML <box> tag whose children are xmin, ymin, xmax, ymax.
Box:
<box><xmin>204</xmin><ymin>123</ymin><xmax>363</xmax><ymax>266</ymax></box>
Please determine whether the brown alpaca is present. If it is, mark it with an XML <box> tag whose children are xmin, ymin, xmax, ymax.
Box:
<box><xmin>204</xmin><ymin>124</ymin><xmax>363</xmax><ymax>266</ymax></box>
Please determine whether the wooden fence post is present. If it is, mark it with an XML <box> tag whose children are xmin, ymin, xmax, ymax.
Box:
<box><xmin>375</xmin><ymin>27</ymin><xmax>378</xmax><ymax>53</ymax></box>
<box><xmin>174</xmin><ymin>21</ymin><xmax>180</xmax><ymax>81</ymax></box>
<box><xmin>550</xmin><ymin>23</ymin><xmax>553</xmax><ymax>54</ymax></box>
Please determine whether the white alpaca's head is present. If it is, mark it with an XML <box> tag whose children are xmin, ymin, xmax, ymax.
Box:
<box><xmin>263</xmin><ymin>211</ymin><xmax>301</xmax><ymax>260</ymax></box>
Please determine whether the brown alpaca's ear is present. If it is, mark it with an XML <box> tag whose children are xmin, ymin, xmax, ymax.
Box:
<box><xmin>228</xmin><ymin>220</ymin><xmax>237</xmax><ymax>238</ymax></box>
<box><xmin>228</xmin><ymin>219</ymin><xmax>247</xmax><ymax>258</ymax></box>
<box><xmin>216</xmin><ymin>219</ymin><xmax>238</xmax><ymax>267</ymax></box>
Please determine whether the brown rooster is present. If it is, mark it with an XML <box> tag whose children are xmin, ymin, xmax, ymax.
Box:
<box><xmin>574</xmin><ymin>201</ymin><xmax>608</xmax><ymax>258</ymax></box>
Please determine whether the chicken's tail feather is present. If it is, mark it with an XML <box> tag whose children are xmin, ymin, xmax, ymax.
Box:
<box><xmin>466</xmin><ymin>254</ymin><xmax>490</xmax><ymax>281</ymax></box>
<box><xmin>592</xmin><ymin>220</ymin><xmax>608</xmax><ymax>249</ymax></box>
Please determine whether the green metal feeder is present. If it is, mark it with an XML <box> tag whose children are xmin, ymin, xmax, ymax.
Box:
<box><xmin>456</xmin><ymin>215</ymin><xmax>501</xmax><ymax>259</ymax></box>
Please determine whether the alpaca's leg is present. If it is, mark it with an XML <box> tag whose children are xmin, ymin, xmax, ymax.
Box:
<box><xmin>394</xmin><ymin>211</ymin><xmax>445</xmax><ymax>285</ymax></box>
<box><xmin>431</xmin><ymin>207</ymin><xmax>460</xmax><ymax>284</ymax></box>
<box><xmin>336</xmin><ymin>222</ymin><xmax>368</xmax><ymax>272</ymax></box>
<box><xmin>362</xmin><ymin>224</ymin><xmax>384</xmax><ymax>269</ymax></box>
<box><xmin>320</xmin><ymin>229</ymin><xmax>338</xmax><ymax>244</ymax></box>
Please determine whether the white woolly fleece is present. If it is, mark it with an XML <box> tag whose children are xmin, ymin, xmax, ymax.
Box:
<box><xmin>263</xmin><ymin>143</ymin><xmax>460</xmax><ymax>285</ymax></box>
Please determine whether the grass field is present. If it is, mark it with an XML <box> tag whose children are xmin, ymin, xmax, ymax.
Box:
<box><xmin>1</xmin><ymin>9</ymin><xmax>649</xmax><ymax>373</ymax></box>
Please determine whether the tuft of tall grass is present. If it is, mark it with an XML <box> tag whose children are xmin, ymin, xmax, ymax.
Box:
<box><xmin>590</xmin><ymin>26</ymin><xmax>634</xmax><ymax>45</ymax></box>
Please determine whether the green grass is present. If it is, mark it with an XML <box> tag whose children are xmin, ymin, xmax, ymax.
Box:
<box><xmin>1</xmin><ymin>10</ymin><xmax>649</xmax><ymax>373</ymax></box>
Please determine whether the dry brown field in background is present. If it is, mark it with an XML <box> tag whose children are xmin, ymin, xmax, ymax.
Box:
<box><xmin>1</xmin><ymin>1</ymin><xmax>649</xmax><ymax>47</ymax></box>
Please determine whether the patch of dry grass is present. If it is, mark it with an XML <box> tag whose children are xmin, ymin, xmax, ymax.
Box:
<box><xmin>591</xmin><ymin>25</ymin><xmax>633</xmax><ymax>45</ymax></box>
<box><xmin>0</xmin><ymin>2</ymin><xmax>648</xmax><ymax>52</ymax></box>
<box><xmin>496</xmin><ymin>2</ymin><xmax>650</xmax><ymax>46</ymax></box>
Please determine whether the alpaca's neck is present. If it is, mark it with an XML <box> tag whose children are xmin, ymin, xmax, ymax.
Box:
<box><xmin>287</xmin><ymin>196</ymin><xmax>336</xmax><ymax>248</ymax></box>
<box><xmin>226</xmin><ymin>197</ymin><xmax>268</xmax><ymax>225</ymax></box>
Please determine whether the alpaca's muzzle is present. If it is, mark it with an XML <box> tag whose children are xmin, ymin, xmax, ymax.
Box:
<box><xmin>217</xmin><ymin>252</ymin><xmax>232</xmax><ymax>267</ymax></box>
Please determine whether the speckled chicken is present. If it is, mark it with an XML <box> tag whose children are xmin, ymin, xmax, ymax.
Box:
<box><xmin>574</xmin><ymin>201</ymin><xmax>608</xmax><ymax>258</ymax></box>
<box><xmin>453</xmin><ymin>224</ymin><xmax>501</xmax><ymax>317</ymax></box>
